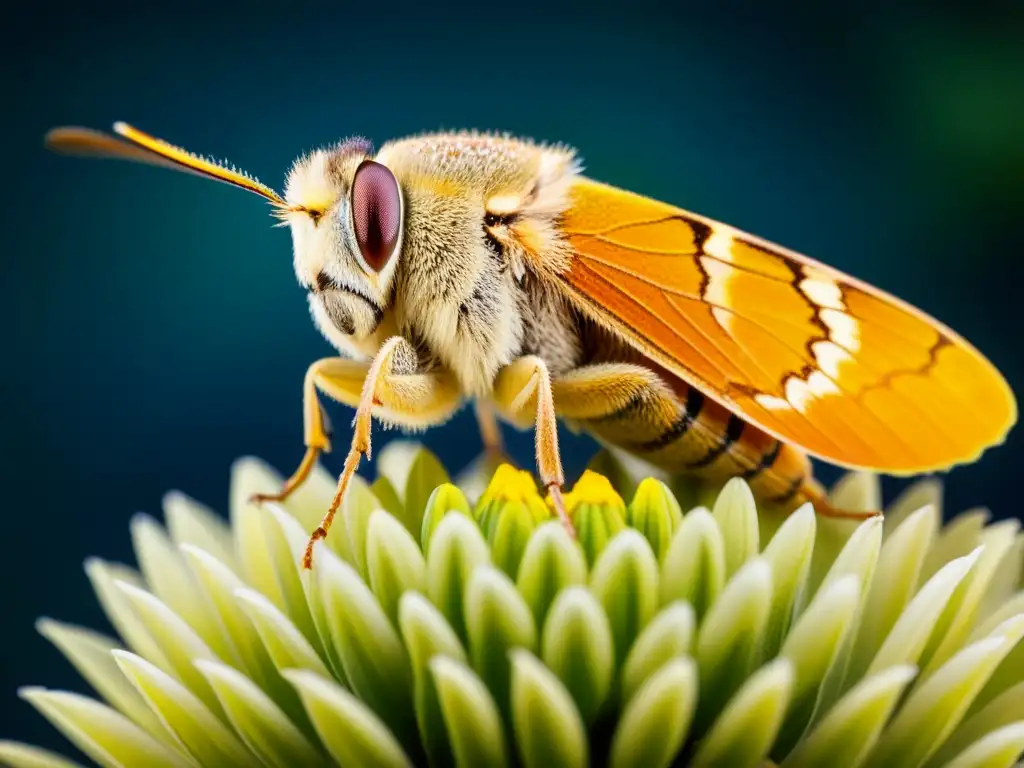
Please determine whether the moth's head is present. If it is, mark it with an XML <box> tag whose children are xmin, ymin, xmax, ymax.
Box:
<box><xmin>43</xmin><ymin>122</ymin><xmax>405</xmax><ymax>349</ymax></box>
<box><xmin>280</xmin><ymin>138</ymin><xmax>403</xmax><ymax>342</ymax></box>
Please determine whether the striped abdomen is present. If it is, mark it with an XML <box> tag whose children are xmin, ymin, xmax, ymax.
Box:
<box><xmin>554</xmin><ymin>363</ymin><xmax>827</xmax><ymax>512</ymax></box>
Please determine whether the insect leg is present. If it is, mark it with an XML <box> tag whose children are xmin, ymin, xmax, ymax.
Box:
<box><xmin>302</xmin><ymin>337</ymin><xmax>463</xmax><ymax>568</ymax></box>
<box><xmin>250</xmin><ymin>357</ymin><xmax>361</xmax><ymax>505</ymax></box>
<box><xmin>474</xmin><ymin>399</ymin><xmax>506</xmax><ymax>457</ymax></box>
<box><xmin>492</xmin><ymin>356</ymin><xmax>573</xmax><ymax>536</ymax></box>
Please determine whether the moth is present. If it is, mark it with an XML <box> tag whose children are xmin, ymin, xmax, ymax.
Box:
<box><xmin>46</xmin><ymin>122</ymin><xmax>1017</xmax><ymax>568</ymax></box>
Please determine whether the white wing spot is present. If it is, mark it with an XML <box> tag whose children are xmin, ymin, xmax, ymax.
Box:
<box><xmin>807</xmin><ymin>370</ymin><xmax>841</xmax><ymax>397</ymax></box>
<box><xmin>800</xmin><ymin>277</ymin><xmax>845</xmax><ymax>310</ymax></box>
<box><xmin>785</xmin><ymin>377</ymin><xmax>814</xmax><ymax>414</ymax></box>
<box><xmin>703</xmin><ymin>229</ymin><xmax>736</xmax><ymax>262</ymax></box>
<box><xmin>711</xmin><ymin>306</ymin><xmax>737</xmax><ymax>337</ymax></box>
<box><xmin>703</xmin><ymin>257</ymin><xmax>737</xmax><ymax>335</ymax></box>
<box><xmin>812</xmin><ymin>339</ymin><xmax>855</xmax><ymax>380</ymax></box>
<box><xmin>755</xmin><ymin>393</ymin><xmax>793</xmax><ymax>411</ymax></box>
<box><xmin>820</xmin><ymin>308</ymin><xmax>861</xmax><ymax>353</ymax></box>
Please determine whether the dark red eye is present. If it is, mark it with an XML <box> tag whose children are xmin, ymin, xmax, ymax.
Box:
<box><xmin>351</xmin><ymin>160</ymin><xmax>402</xmax><ymax>272</ymax></box>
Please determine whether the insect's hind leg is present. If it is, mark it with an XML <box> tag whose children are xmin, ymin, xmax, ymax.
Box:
<box><xmin>474</xmin><ymin>399</ymin><xmax>506</xmax><ymax>458</ymax></box>
<box><xmin>492</xmin><ymin>356</ymin><xmax>573</xmax><ymax>536</ymax></box>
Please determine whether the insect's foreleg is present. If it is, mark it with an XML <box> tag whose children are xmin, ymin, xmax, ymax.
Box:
<box><xmin>492</xmin><ymin>357</ymin><xmax>573</xmax><ymax>536</ymax></box>
<box><xmin>296</xmin><ymin>338</ymin><xmax>462</xmax><ymax>569</ymax></box>
<box><xmin>251</xmin><ymin>357</ymin><xmax>366</xmax><ymax>506</ymax></box>
<box><xmin>473</xmin><ymin>399</ymin><xmax>507</xmax><ymax>458</ymax></box>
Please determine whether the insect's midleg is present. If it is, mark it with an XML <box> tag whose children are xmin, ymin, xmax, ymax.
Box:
<box><xmin>578</xmin><ymin>378</ymin><xmax>815</xmax><ymax>511</ymax></box>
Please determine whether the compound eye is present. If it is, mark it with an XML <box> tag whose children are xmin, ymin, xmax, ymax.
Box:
<box><xmin>351</xmin><ymin>160</ymin><xmax>401</xmax><ymax>273</ymax></box>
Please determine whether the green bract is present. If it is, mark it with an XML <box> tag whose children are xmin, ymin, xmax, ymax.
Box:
<box><xmin>3</xmin><ymin>443</ymin><xmax>1024</xmax><ymax>768</ymax></box>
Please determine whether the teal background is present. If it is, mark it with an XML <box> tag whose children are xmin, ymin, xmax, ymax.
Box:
<box><xmin>2</xmin><ymin>0</ymin><xmax>1021</xmax><ymax>754</ymax></box>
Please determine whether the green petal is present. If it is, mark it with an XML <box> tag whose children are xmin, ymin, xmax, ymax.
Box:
<box><xmin>377</xmin><ymin>441</ymin><xmax>450</xmax><ymax>536</ymax></box>
<box><xmin>971</xmin><ymin>591</ymin><xmax>1024</xmax><ymax>644</ymax></box>
<box><xmin>18</xmin><ymin>688</ymin><xmax>190</xmax><ymax>768</ymax></box>
<box><xmin>806</xmin><ymin>516</ymin><xmax>883</xmax><ymax>715</ymax></box>
<box><xmin>920</xmin><ymin>520</ymin><xmax>1019</xmax><ymax>678</ymax></box>
<box><xmin>808</xmin><ymin>472</ymin><xmax>880</xmax><ymax>593</ymax></box>
<box><xmin>372</xmin><ymin>475</ymin><xmax>406</xmax><ymax>523</ymax></box>
<box><xmin>337</xmin><ymin>472</ymin><xmax>382</xmax><ymax>582</ymax></box>
<box><xmin>565</xmin><ymin>471</ymin><xmax>627</xmax><ymax>566</ymax></box>
<box><xmin>398</xmin><ymin>590</ymin><xmax>467</xmax><ymax>668</ymax></box>
<box><xmin>573</xmin><ymin>506</ymin><xmax>626</xmax><ymax>567</ymax></box>
<box><xmin>114</xmin><ymin>581</ymin><xmax>224</xmax><ymax>718</ymax></box>
<box><xmin>300</xmin><ymin>545</ymin><xmax>349</xmax><ymax>682</ymax></box>
<box><xmin>691</xmin><ymin>659</ymin><xmax>794</xmax><ymax>768</ymax></box>
<box><xmin>829</xmin><ymin>471</ymin><xmax>881</xmax><ymax>513</ymax></box>
<box><xmin>465</xmin><ymin>565</ymin><xmax>537</xmax><ymax>718</ymax></box>
<box><xmin>195</xmin><ymin>659</ymin><xmax>326</xmax><ymax>768</ymax></box>
<box><xmin>921</xmin><ymin>508</ymin><xmax>988</xmax><ymax>582</ymax></box>
<box><xmin>942</xmin><ymin>722</ymin><xmax>1024</xmax><ymax>768</ymax></box>
<box><xmin>234</xmin><ymin>587</ymin><xmax>332</xmax><ymax>679</ymax></box>
<box><xmin>268</xmin><ymin>459</ymin><xmax>356</xmax><ymax>564</ymax></box>
<box><xmin>848</xmin><ymin>504</ymin><xmax>940</xmax><ymax>679</ymax></box>
<box><xmin>590</xmin><ymin>530</ymin><xmax>660</xmax><ymax>670</ymax></box>
<box><xmin>776</xmin><ymin>575</ymin><xmax>862</xmax><ymax>755</ymax></box>
<box><xmin>257</xmin><ymin>503</ymin><xmax>323</xmax><ymax>651</ymax></box>
<box><xmin>760</xmin><ymin>504</ymin><xmax>817</xmax><ymax>659</ymax></box>
<box><xmin>83</xmin><ymin>559</ymin><xmax>169</xmax><ymax>674</ymax></box>
<box><xmin>0</xmin><ymin>742</ymin><xmax>85</xmax><ymax>768</ymax></box>
<box><xmin>398</xmin><ymin>592</ymin><xmax>467</xmax><ymax>768</ymax></box>
<box><xmin>314</xmin><ymin>547</ymin><xmax>415</xmax><ymax>742</ymax></box>
<box><xmin>510</xmin><ymin>649</ymin><xmax>588</xmax><ymax>768</ymax></box>
<box><xmin>609</xmin><ymin>657</ymin><xmax>698</xmax><ymax>768</ymax></box>
<box><xmin>694</xmin><ymin>558</ymin><xmax>772</xmax><ymax>732</ymax></box>
<box><xmin>929</xmin><ymin>682</ymin><xmax>1024</xmax><ymax>768</ymax></box>
<box><xmin>981</xmin><ymin>534</ymin><xmax>1024</xmax><ymax>620</ymax></box>
<box><xmin>130</xmin><ymin>514</ymin><xmax>234</xmax><ymax>664</ymax></box>
<box><xmin>587</xmin><ymin>448</ymin><xmax>641</xmax><ymax>502</ymax></box>
<box><xmin>660</xmin><ymin>507</ymin><xmax>726</xmax><ymax>621</ymax></box>
<box><xmin>229</xmin><ymin>457</ymin><xmax>289</xmax><ymax>608</ymax></box>
<box><xmin>420</xmin><ymin>483</ymin><xmax>472</xmax><ymax>556</ymax></box>
<box><xmin>813</xmin><ymin>515</ymin><xmax>882</xmax><ymax>606</ymax></box>
<box><xmin>35</xmin><ymin>619</ymin><xmax>169</xmax><ymax>745</ymax></box>
<box><xmin>867</xmin><ymin>548</ymin><xmax>979</xmax><ymax>675</ymax></box>
<box><xmin>712</xmin><ymin>478</ymin><xmax>759</xmax><ymax>579</ymax></box>
<box><xmin>541</xmin><ymin>587</ymin><xmax>614</xmax><ymax>724</ymax></box>
<box><xmin>180</xmin><ymin>545</ymin><xmax>291</xmax><ymax>706</ymax></box>
<box><xmin>490</xmin><ymin>500</ymin><xmax>545</xmax><ymax>578</ymax></box>
<box><xmin>620</xmin><ymin>601</ymin><xmax>695</xmax><ymax>705</ymax></box>
<box><xmin>366</xmin><ymin>509</ymin><xmax>427</xmax><ymax>625</ymax></box>
<box><xmin>882</xmin><ymin>477</ymin><xmax>943</xmax><ymax>536</ymax></box>
<box><xmin>516</xmin><ymin>521</ymin><xmax>588</xmax><ymax>629</ymax></box>
<box><xmin>162</xmin><ymin>490</ymin><xmax>239</xmax><ymax>575</ymax></box>
<box><xmin>427</xmin><ymin>514</ymin><xmax>491</xmax><ymax>644</ymax></box>
<box><xmin>972</xmin><ymin>610</ymin><xmax>1024</xmax><ymax>728</ymax></box>
<box><xmin>112</xmin><ymin>650</ymin><xmax>253</xmax><ymax>766</ymax></box>
<box><xmin>781</xmin><ymin>665</ymin><xmax>917</xmax><ymax>768</ymax></box>
<box><xmin>283</xmin><ymin>669</ymin><xmax>413</xmax><ymax>768</ymax></box>
<box><xmin>430</xmin><ymin>657</ymin><xmax>509</xmax><ymax>768</ymax></box>
<box><xmin>627</xmin><ymin>478</ymin><xmax>684</xmax><ymax>561</ymax></box>
<box><xmin>453</xmin><ymin>450</ymin><xmax>507</xmax><ymax>507</ymax></box>
<box><xmin>869</xmin><ymin>617</ymin><xmax>1024</xmax><ymax>768</ymax></box>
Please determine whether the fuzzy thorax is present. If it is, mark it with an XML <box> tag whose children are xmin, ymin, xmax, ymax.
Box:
<box><xmin>283</xmin><ymin>129</ymin><xmax>582</xmax><ymax>396</ymax></box>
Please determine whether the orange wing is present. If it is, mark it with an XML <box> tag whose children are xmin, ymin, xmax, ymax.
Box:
<box><xmin>557</xmin><ymin>178</ymin><xmax>1016</xmax><ymax>474</ymax></box>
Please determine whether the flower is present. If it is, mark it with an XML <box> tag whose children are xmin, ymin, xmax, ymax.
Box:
<box><xmin>2</xmin><ymin>442</ymin><xmax>1023</xmax><ymax>768</ymax></box>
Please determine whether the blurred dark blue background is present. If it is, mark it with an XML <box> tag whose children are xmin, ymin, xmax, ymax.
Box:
<box><xmin>2</xmin><ymin>0</ymin><xmax>1021</xmax><ymax>752</ymax></box>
